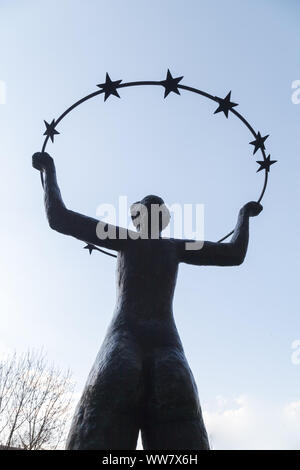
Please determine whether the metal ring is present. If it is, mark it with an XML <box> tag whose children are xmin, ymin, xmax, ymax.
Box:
<box><xmin>39</xmin><ymin>74</ymin><xmax>274</xmax><ymax>255</ymax></box>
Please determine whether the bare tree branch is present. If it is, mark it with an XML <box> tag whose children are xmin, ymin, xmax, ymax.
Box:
<box><xmin>0</xmin><ymin>349</ymin><xmax>74</xmax><ymax>449</ymax></box>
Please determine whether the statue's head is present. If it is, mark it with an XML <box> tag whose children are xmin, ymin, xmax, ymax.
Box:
<box><xmin>130</xmin><ymin>195</ymin><xmax>170</xmax><ymax>237</ymax></box>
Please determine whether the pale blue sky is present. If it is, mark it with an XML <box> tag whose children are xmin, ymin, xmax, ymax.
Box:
<box><xmin>0</xmin><ymin>0</ymin><xmax>300</xmax><ymax>449</ymax></box>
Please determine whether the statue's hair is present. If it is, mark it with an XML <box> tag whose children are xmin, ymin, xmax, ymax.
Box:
<box><xmin>130</xmin><ymin>195</ymin><xmax>170</xmax><ymax>231</ymax></box>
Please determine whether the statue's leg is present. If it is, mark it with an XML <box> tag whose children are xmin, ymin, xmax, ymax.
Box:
<box><xmin>141</xmin><ymin>348</ymin><xmax>210</xmax><ymax>450</ymax></box>
<box><xmin>66</xmin><ymin>336</ymin><xmax>142</xmax><ymax>450</ymax></box>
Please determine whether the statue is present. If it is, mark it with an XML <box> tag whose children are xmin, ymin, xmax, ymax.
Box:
<box><xmin>32</xmin><ymin>151</ymin><xmax>262</xmax><ymax>450</ymax></box>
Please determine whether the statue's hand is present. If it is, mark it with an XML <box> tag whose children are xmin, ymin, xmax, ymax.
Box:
<box><xmin>242</xmin><ymin>201</ymin><xmax>263</xmax><ymax>217</ymax></box>
<box><xmin>32</xmin><ymin>152</ymin><xmax>54</xmax><ymax>172</ymax></box>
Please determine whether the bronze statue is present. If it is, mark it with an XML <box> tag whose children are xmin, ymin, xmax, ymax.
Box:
<box><xmin>33</xmin><ymin>151</ymin><xmax>262</xmax><ymax>450</ymax></box>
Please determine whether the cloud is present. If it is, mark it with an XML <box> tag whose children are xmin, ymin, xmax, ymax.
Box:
<box><xmin>284</xmin><ymin>400</ymin><xmax>300</xmax><ymax>418</ymax></box>
<box><xmin>203</xmin><ymin>395</ymin><xmax>300</xmax><ymax>450</ymax></box>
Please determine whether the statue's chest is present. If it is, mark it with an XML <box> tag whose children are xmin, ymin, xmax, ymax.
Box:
<box><xmin>119</xmin><ymin>239</ymin><xmax>178</xmax><ymax>276</ymax></box>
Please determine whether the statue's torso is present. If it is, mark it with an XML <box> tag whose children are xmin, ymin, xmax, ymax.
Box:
<box><xmin>109</xmin><ymin>238</ymin><xmax>182</xmax><ymax>351</ymax></box>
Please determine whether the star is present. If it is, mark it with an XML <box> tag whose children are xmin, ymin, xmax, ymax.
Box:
<box><xmin>160</xmin><ymin>69</ymin><xmax>183</xmax><ymax>98</ymax></box>
<box><xmin>214</xmin><ymin>91</ymin><xmax>238</xmax><ymax>118</ymax></box>
<box><xmin>43</xmin><ymin>119</ymin><xmax>60</xmax><ymax>142</ymax></box>
<box><xmin>96</xmin><ymin>73</ymin><xmax>122</xmax><ymax>101</ymax></box>
<box><xmin>84</xmin><ymin>244</ymin><xmax>96</xmax><ymax>255</ymax></box>
<box><xmin>256</xmin><ymin>154</ymin><xmax>277</xmax><ymax>173</ymax></box>
<box><xmin>249</xmin><ymin>132</ymin><xmax>269</xmax><ymax>155</ymax></box>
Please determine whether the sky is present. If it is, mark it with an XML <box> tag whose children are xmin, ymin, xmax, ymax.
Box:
<box><xmin>0</xmin><ymin>0</ymin><xmax>300</xmax><ymax>449</ymax></box>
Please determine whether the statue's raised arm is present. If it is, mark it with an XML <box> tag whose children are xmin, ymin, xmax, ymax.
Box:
<box><xmin>179</xmin><ymin>201</ymin><xmax>263</xmax><ymax>267</ymax></box>
<box><xmin>32</xmin><ymin>152</ymin><xmax>127</xmax><ymax>252</ymax></box>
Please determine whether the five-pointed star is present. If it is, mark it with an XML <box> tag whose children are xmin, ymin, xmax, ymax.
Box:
<box><xmin>160</xmin><ymin>69</ymin><xmax>183</xmax><ymax>98</ymax></box>
<box><xmin>249</xmin><ymin>131</ymin><xmax>269</xmax><ymax>155</ymax></box>
<box><xmin>97</xmin><ymin>73</ymin><xmax>122</xmax><ymax>101</ymax></box>
<box><xmin>84</xmin><ymin>244</ymin><xmax>96</xmax><ymax>255</ymax></box>
<box><xmin>43</xmin><ymin>119</ymin><xmax>60</xmax><ymax>142</ymax></box>
<box><xmin>256</xmin><ymin>154</ymin><xmax>277</xmax><ymax>173</ymax></box>
<box><xmin>214</xmin><ymin>91</ymin><xmax>238</xmax><ymax>118</ymax></box>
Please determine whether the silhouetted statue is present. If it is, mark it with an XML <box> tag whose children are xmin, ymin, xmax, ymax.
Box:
<box><xmin>33</xmin><ymin>152</ymin><xmax>262</xmax><ymax>450</ymax></box>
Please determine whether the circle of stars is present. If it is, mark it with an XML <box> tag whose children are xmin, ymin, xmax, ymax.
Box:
<box><xmin>41</xmin><ymin>69</ymin><xmax>277</xmax><ymax>255</ymax></box>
